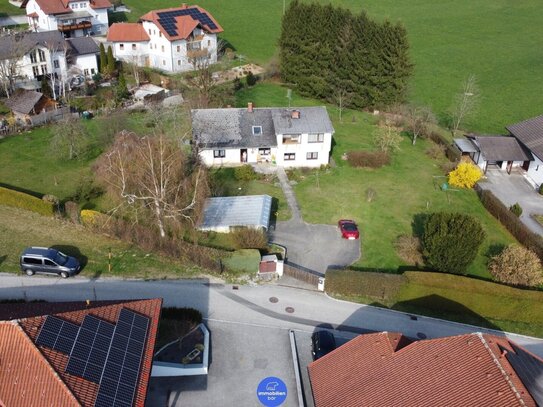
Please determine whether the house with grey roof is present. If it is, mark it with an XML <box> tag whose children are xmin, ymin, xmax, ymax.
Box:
<box><xmin>454</xmin><ymin>114</ymin><xmax>543</xmax><ymax>187</ymax></box>
<box><xmin>0</xmin><ymin>30</ymin><xmax>98</xmax><ymax>95</ymax></box>
<box><xmin>192</xmin><ymin>103</ymin><xmax>334</xmax><ymax>168</ymax></box>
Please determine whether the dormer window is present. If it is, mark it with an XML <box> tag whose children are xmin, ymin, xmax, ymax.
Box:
<box><xmin>252</xmin><ymin>126</ymin><xmax>262</xmax><ymax>136</ymax></box>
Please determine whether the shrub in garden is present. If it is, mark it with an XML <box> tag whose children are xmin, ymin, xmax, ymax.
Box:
<box><xmin>448</xmin><ymin>162</ymin><xmax>482</xmax><ymax>188</ymax></box>
<box><xmin>422</xmin><ymin>212</ymin><xmax>486</xmax><ymax>275</ymax></box>
<box><xmin>347</xmin><ymin>151</ymin><xmax>390</xmax><ymax>168</ymax></box>
<box><xmin>232</xmin><ymin>228</ymin><xmax>268</xmax><ymax>249</ymax></box>
<box><xmin>234</xmin><ymin>165</ymin><xmax>258</xmax><ymax>181</ymax></box>
<box><xmin>246</xmin><ymin>71</ymin><xmax>257</xmax><ymax>86</ymax></box>
<box><xmin>509</xmin><ymin>203</ymin><xmax>523</xmax><ymax>217</ymax></box>
<box><xmin>0</xmin><ymin>187</ymin><xmax>54</xmax><ymax>216</ymax></box>
<box><xmin>489</xmin><ymin>245</ymin><xmax>543</xmax><ymax>287</ymax></box>
<box><xmin>394</xmin><ymin>235</ymin><xmax>423</xmax><ymax>266</ymax></box>
<box><xmin>425</xmin><ymin>142</ymin><xmax>445</xmax><ymax>160</ymax></box>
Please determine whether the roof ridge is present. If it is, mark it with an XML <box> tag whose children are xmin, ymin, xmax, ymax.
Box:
<box><xmin>477</xmin><ymin>333</ymin><xmax>527</xmax><ymax>406</ymax></box>
<box><xmin>13</xmin><ymin>321</ymin><xmax>81</xmax><ymax>405</ymax></box>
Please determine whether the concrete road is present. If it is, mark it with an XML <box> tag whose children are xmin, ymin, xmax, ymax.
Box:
<box><xmin>0</xmin><ymin>15</ymin><xmax>27</xmax><ymax>27</ymax></box>
<box><xmin>479</xmin><ymin>169</ymin><xmax>543</xmax><ymax>235</ymax></box>
<box><xmin>270</xmin><ymin>220</ymin><xmax>360</xmax><ymax>274</ymax></box>
<box><xmin>1</xmin><ymin>273</ymin><xmax>541</xmax><ymax>356</ymax></box>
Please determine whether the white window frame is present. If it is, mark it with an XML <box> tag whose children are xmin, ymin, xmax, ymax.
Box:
<box><xmin>284</xmin><ymin>153</ymin><xmax>296</xmax><ymax>161</ymax></box>
<box><xmin>307</xmin><ymin>152</ymin><xmax>318</xmax><ymax>160</ymax></box>
<box><xmin>213</xmin><ymin>149</ymin><xmax>226</xmax><ymax>158</ymax></box>
<box><xmin>252</xmin><ymin>126</ymin><xmax>262</xmax><ymax>136</ymax></box>
<box><xmin>308</xmin><ymin>133</ymin><xmax>324</xmax><ymax>143</ymax></box>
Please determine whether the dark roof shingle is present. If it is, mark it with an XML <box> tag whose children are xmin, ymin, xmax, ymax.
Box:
<box><xmin>471</xmin><ymin>135</ymin><xmax>533</xmax><ymax>161</ymax></box>
<box><xmin>507</xmin><ymin>115</ymin><xmax>543</xmax><ymax>161</ymax></box>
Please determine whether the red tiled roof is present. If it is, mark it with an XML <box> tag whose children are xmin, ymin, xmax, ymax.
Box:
<box><xmin>308</xmin><ymin>332</ymin><xmax>537</xmax><ymax>407</ymax></box>
<box><xmin>107</xmin><ymin>23</ymin><xmax>150</xmax><ymax>42</ymax></box>
<box><xmin>31</xmin><ymin>0</ymin><xmax>111</xmax><ymax>15</ymax></box>
<box><xmin>3</xmin><ymin>299</ymin><xmax>162</xmax><ymax>407</ymax></box>
<box><xmin>0</xmin><ymin>321</ymin><xmax>80</xmax><ymax>407</ymax></box>
<box><xmin>140</xmin><ymin>4</ymin><xmax>223</xmax><ymax>41</ymax></box>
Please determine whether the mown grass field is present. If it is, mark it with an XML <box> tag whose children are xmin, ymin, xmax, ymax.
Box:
<box><xmin>237</xmin><ymin>83</ymin><xmax>515</xmax><ymax>278</ymax></box>
<box><xmin>326</xmin><ymin>270</ymin><xmax>543</xmax><ymax>337</ymax></box>
<box><xmin>119</xmin><ymin>0</ymin><xmax>543</xmax><ymax>133</ymax></box>
<box><xmin>0</xmin><ymin>2</ymin><xmax>25</xmax><ymax>16</ymax></box>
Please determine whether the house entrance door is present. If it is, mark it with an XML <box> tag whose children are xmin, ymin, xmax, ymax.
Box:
<box><xmin>240</xmin><ymin>149</ymin><xmax>247</xmax><ymax>163</ymax></box>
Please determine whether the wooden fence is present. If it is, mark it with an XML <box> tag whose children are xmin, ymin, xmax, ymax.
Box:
<box><xmin>283</xmin><ymin>261</ymin><xmax>322</xmax><ymax>287</ymax></box>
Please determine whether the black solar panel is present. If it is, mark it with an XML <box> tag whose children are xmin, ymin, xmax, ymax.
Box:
<box><xmin>36</xmin><ymin>316</ymin><xmax>79</xmax><ymax>354</ymax></box>
<box><xmin>94</xmin><ymin>309</ymin><xmax>149</xmax><ymax>407</ymax></box>
<box><xmin>156</xmin><ymin>7</ymin><xmax>217</xmax><ymax>37</ymax></box>
<box><xmin>504</xmin><ymin>343</ymin><xmax>543</xmax><ymax>405</ymax></box>
<box><xmin>65</xmin><ymin>315</ymin><xmax>114</xmax><ymax>383</ymax></box>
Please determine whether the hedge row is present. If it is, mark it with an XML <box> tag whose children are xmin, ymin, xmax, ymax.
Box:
<box><xmin>0</xmin><ymin>186</ymin><xmax>54</xmax><ymax>216</ymax></box>
<box><xmin>348</xmin><ymin>151</ymin><xmax>391</xmax><ymax>168</ymax></box>
<box><xmin>427</xmin><ymin>131</ymin><xmax>461</xmax><ymax>163</ymax></box>
<box><xmin>475</xmin><ymin>186</ymin><xmax>543</xmax><ymax>260</ymax></box>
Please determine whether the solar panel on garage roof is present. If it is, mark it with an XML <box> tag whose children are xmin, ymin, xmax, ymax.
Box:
<box><xmin>36</xmin><ymin>315</ymin><xmax>79</xmax><ymax>354</ymax></box>
<box><xmin>94</xmin><ymin>308</ymin><xmax>149</xmax><ymax>407</ymax></box>
<box><xmin>65</xmin><ymin>315</ymin><xmax>115</xmax><ymax>383</ymax></box>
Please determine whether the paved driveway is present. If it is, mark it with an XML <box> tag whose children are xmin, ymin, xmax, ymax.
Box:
<box><xmin>479</xmin><ymin>169</ymin><xmax>543</xmax><ymax>235</ymax></box>
<box><xmin>146</xmin><ymin>320</ymin><xmax>298</xmax><ymax>407</ymax></box>
<box><xmin>270</xmin><ymin>220</ymin><xmax>360</xmax><ymax>274</ymax></box>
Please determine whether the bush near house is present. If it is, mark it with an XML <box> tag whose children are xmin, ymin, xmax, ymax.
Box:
<box><xmin>448</xmin><ymin>162</ymin><xmax>482</xmax><ymax>188</ymax></box>
<box><xmin>422</xmin><ymin>212</ymin><xmax>486</xmax><ymax>275</ymax></box>
<box><xmin>0</xmin><ymin>187</ymin><xmax>54</xmax><ymax>216</ymax></box>
<box><xmin>509</xmin><ymin>203</ymin><xmax>523</xmax><ymax>217</ymax></box>
<box><xmin>232</xmin><ymin>228</ymin><xmax>268</xmax><ymax>249</ymax></box>
<box><xmin>234</xmin><ymin>164</ymin><xmax>259</xmax><ymax>181</ymax></box>
<box><xmin>489</xmin><ymin>245</ymin><xmax>543</xmax><ymax>287</ymax></box>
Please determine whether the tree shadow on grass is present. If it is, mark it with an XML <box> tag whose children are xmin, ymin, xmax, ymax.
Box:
<box><xmin>411</xmin><ymin>212</ymin><xmax>428</xmax><ymax>239</ymax></box>
<box><xmin>389</xmin><ymin>294</ymin><xmax>502</xmax><ymax>334</ymax></box>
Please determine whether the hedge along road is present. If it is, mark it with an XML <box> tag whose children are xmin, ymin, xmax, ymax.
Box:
<box><xmin>2</xmin><ymin>274</ymin><xmax>542</xmax><ymax>357</ymax></box>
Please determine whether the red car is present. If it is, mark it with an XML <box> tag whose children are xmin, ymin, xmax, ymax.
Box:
<box><xmin>338</xmin><ymin>219</ymin><xmax>360</xmax><ymax>240</ymax></box>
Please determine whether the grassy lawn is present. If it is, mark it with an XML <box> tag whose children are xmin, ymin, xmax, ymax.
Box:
<box><xmin>326</xmin><ymin>270</ymin><xmax>543</xmax><ymax>337</ymax></box>
<box><xmin>0</xmin><ymin>205</ymin><xmax>207</xmax><ymax>279</ymax></box>
<box><xmin>0</xmin><ymin>2</ymin><xmax>25</xmax><ymax>16</ymax></box>
<box><xmin>0</xmin><ymin>127</ymin><xmax>93</xmax><ymax>201</ymax></box>
<box><xmin>122</xmin><ymin>0</ymin><xmax>542</xmax><ymax>133</ymax></box>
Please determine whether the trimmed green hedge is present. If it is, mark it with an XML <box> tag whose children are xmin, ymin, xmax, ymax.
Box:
<box><xmin>326</xmin><ymin>269</ymin><xmax>543</xmax><ymax>336</ymax></box>
<box><xmin>0</xmin><ymin>186</ymin><xmax>54</xmax><ymax>216</ymax></box>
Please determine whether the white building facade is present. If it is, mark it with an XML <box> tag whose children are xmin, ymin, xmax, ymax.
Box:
<box><xmin>25</xmin><ymin>0</ymin><xmax>110</xmax><ymax>37</ymax></box>
<box><xmin>107</xmin><ymin>4</ymin><xmax>222</xmax><ymax>73</ymax></box>
<box><xmin>193</xmin><ymin>105</ymin><xmax>334</xmax><ymax>169</ymax></box>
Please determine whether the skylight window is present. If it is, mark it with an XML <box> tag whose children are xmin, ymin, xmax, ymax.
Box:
<box><xmin>252</xmin><ymin>126</ymin><xmax>262</xmax><ymax>136</ymax></box>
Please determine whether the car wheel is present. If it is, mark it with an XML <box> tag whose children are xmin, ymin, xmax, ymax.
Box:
<box><xmin>60</xmin><ymin>271</ymin><xmax>69</xmax><ymax>279</ymax></box>
<box><xmin>25</xmin><ymin>269</ymin><xmax>35</xmax><ymax>276</ymax></box>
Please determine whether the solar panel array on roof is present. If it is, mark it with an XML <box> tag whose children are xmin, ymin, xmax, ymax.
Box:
<box><xmin>65</xmin><ymin>315</ymin><xmax>115</xmax><ymax>383</ymax></box>
<box><xmin>36</xmin><ymin>315</ymin><xmax>79</xmax><ymax>354</ymax></box>
<box><xmin>504</xmin><ymin>343</ymin><xmax>543</xmax><ymax>406</ymax></box>
<box><xmin>156</xmin><ymin>7</ymin><xmax>217</xmax><ymax>37</ymax></box>
<box><xmin>94</xmin><ymin>309</ymin><xmax>149</xmax><ymax>407</ymax></box>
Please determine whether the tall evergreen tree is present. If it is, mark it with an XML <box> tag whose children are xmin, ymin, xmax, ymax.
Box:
<box><xmin>107</xmin><ymin>45</ymin><xmax>116</xmax><ymax>75</ymax></box>
<box><xmin>99</xmin><ymin>42</ymin><xmax>107</xmax><ymax>73</ymax></box>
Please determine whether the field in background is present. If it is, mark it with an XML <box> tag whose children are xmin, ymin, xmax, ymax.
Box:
<box><xmin>121</xmin><ymin>0</ymin><xmax>543</xmax><ymax>133</ymax></box>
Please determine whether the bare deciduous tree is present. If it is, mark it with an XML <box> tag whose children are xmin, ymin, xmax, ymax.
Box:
<box><xmin>0</xmin><ymin>34</ymin><xmax>29</xmax><ymax>98</ymax></box>
<box><xmin>450</xmin><ymin>74</ymin><xmax>480</xmax><ymax>135</ymax></box>
<box><xmin>95</xmin><ymin>131</ymin><xmax>208</xmax><ymax>238</ymax></box>
<box><xmin>333</xmin><ymin>87</ymin><xmax>353</xmax><ymax>123</ymax></box>
<box><xmin>374</xmin><ymin>123</ymin><xmax>403</xmax><ymax>153</ymax></box>
<box><xmin>50</xmin><ymin>117</ymin><xmax>89</xmax><ymax>160</ymax></box>
<box><xmin>405</xmin><ymin>104</ymin><xmax>436</xmax><ymax>145</ymax></box>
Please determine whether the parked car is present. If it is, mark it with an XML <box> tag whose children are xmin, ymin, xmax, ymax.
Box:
<box><xmin>311</xmin><ymin>330</ymin><xmax>336</xmax><ymax>360</ymax></box>
<box><xmin>20</xmin><ymin>247</ymin><xmax>81</xmax><ymax>278</ymax></box>
<box><xmin>338</xmin><ymin>219</ymin><xmax>360</xmax><ymax>240</ymax></box>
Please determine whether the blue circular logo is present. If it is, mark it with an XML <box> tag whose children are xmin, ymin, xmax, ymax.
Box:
<box><xmin>257</xmin><ymin>376</ymin><xmax>287</xmax><ymax>406</ymax></box>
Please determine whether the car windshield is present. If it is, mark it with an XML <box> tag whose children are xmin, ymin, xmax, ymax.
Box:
<box><xmin>343</xmin><ymin>223</ymin><xmax>357</xmax><ymax>231</ymax></box>
<box><xmin>54</xmin><ymin>251</ymin><xmax>69</xmax><ymax>266</ymax></box>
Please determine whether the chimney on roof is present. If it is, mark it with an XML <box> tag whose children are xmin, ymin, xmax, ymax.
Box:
<box><xmin>248</xmin><ymin>102</ymin><xmax>253</xmax><ymax>113</ymax></box>
<box><xmin>291</xmin><ymin>110</ymin><xmax>300</xmax><ymax>119</ymax></box>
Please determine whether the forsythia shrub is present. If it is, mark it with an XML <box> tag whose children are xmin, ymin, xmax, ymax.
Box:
<box><xmin>0</xmin><ymin>187</ymin><xmax>54</xmax><ymax>216</ymax></box>
<box><xmin>489</xmin><ymin>244</ymin><xmax>543</xmax><ymax>287</ymax></box>
<box><xmin>80</xmin><ymin>209</ymin><xmax>106</xmax><ymax>227</ymax></box>
<box><xmin>448</xmin><ymin>162</ymin><xmax>482</xmax><ymax>188</ymax></box>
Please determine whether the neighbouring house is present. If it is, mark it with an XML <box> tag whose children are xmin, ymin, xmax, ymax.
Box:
<box><xmin>4</xmin><ymin>89</ymin><xmax>56</xmax><ymax>121</ymax></box>
<box><xmin>0</xmin><ymin>298</ymin><xmax>162</xmax><ymax>407</ymax></box>
<box><xmin>0</xmin><ymin>30</ymin><xmax>99</xmax><ymax>94</ymax></box>
<box><xmin>107</xmin><ymin>3</ymin><xmax>223</xmax><ymax>73</ymax></box>
<box><xmin>308</xmin><ymin>331</ymin><xmax>543</xmax><ymax>407</ymax></box>
<box><xmin>23</xmin><ymin>0</ymin><xmax>111</xmax><ymax>37</ymax></box>
<box><xmin>454</xmin><ymin>114</ymin><xmax>543</xmax><ymax>187</ymax></box>
<box><xmin>198</xmin><ymin>194</ymin><xmax>272</xmax><ymax>233</ymax></box>
<box><xmin>192</xmin><ymin>104</ymin><xmax>335</xmax><ymax>168</ymax></box>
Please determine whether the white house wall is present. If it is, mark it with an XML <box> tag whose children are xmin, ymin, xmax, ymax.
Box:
<box><xmin>18</xmin><ymin>46</ymin><xmax>67</xmax><ymax>81</ymax></box>
<box><xmin>74</xmin><ymin>53</ymin><xmax>98</xmax><ymax>77</ymax></box>
<box><xmin>527</xmin><ymin>155</ymin><xmax>543</xmax><ymax>187</ymax></box>
<box><xmin>275</xmin><ymin>132</ymin><xmax>332</xmax><ymax>168</ymax></box>
<box><xmin>111</xmin><ymin>21</ymin><xmax>219</xmax><ymax>73</ymax></box>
